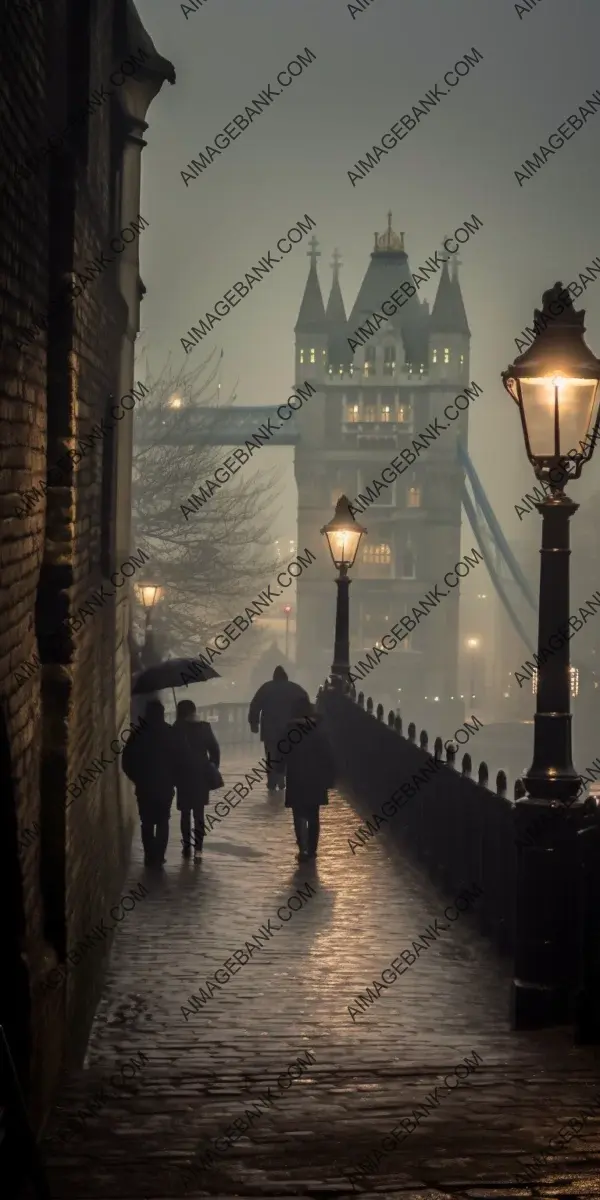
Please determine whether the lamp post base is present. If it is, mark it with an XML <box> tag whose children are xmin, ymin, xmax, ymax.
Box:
<box><xmin>510</xmin><ymin>979</ymin><xmax>571</xmax><ymax>1030</ymax></box>
<box><xmin>511</xmin><ymin>796</ymin><xmax>585</xmax><ymax>1030</ymax></box>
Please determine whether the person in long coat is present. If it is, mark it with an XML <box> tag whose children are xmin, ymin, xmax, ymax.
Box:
<box><xmin>172</xmin><ymin>699</ymin><xmax>221</xmax><ymax>861</ymax></box>
<box><xmin>248</xmin><ymin>665</ymin><xmax>309</xmax><ymax>791</ymax></box>
<box><xmin>283</xmin><ymin>696</ymin><xmax>336</xmax><ymax>861</ymax></box>
<box><xmin>121</xmin><ymin>699</ymin><xmax>179</xmax><ymax>867</ymax></box>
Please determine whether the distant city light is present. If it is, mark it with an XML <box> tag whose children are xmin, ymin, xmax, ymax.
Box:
<box><xmin>168</xmin><ymin>392</ymin><xmax>183</xmax><ymax>408</ymax></box>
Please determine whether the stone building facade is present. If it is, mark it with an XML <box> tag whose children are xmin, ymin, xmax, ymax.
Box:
<box><xmin>294</xmin><ymin>217</ymin><xmax>472</xmax><ymax>721</ymax></box>
<box><xmin>0</xmin><ymin>0</ymin><xmax>174</xmax><ymax>1135</ymax></box>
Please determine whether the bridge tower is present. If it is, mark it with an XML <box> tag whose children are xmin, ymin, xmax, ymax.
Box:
<box><xmin>294</xmin><ymin>216</ymin><xmax>471</xmax><ymax>719</ymax></box>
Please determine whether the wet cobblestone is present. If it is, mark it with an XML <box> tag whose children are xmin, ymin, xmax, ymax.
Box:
<box><xmin>42</xmin><ymin>751</ymin><xmax>600</xmax><ymax>1198</ymax></box>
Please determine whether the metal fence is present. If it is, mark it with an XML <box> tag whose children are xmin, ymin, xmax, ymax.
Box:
<box><xmin>317</xmin><ymin>683</ymin><xmax>600</xmax><ymax>1040</ymax></box>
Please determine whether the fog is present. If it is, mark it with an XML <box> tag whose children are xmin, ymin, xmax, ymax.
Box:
<box><xmin>134</xmin><ymin>0</ymin><xmax>600</xmax><ymax>747</ymax></box>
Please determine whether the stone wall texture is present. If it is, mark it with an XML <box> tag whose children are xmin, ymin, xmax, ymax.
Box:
<box><xmin>0</xmin><ymin>0</ymin><xmax>168</xmax><ymax>1133</ymax></box>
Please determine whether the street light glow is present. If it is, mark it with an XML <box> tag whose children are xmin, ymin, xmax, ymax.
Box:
<box><xmin>321</xmin><ymin>495</ymin><xmax>367</xmax><ymax>570</ymax></box>
<box><xmin>135</xmin><ymin>583</ymin><xmax>164</xmax><ymax>610</ymax></box>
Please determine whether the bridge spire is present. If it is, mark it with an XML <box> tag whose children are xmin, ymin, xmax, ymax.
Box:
<box><xmin>431</xmin><ymin>242</ymin><xmax>469</xmax><ymax>334</ymax></box>
<box><xmin>295</xmin><ymin>236</ymin><xmax>326</xmax><ymax>333</ymax></box>
<box><xmin>307</xmin><ymin>234</ymin><xmax>321</xmax><ymax>266</ymax></box>
<box><xmin>326</xmin><ymin>247</ymin><xmax>346</xmax><ymax>329</ymax></box>
<box><xmin>373</xmin><ymin>214</ymin><xmax>405</xmax><ymax>254</ymax></box>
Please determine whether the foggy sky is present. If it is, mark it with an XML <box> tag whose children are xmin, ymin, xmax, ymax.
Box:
<box><xmin>136</xmin><ymin>0</ymin><xmax>600</xmax><ymax>570</ymax></box>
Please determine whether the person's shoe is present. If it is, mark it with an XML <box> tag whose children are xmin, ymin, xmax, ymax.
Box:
<box><xmin>144</xmin><ymin>855</ymin><xmax>155</xmax><ymax>867</ymax></box>
<box><xmin>297</xmin><ymin>849</ymin><xmax>309</xmax><ymax>862</ymax></box>
<box><xmin>194</xmin><ymin>849</ymin><xmax>203</xmax><ymax>862</ymax></box>
<box><xmin>307</xmin><ymin>849</ymin><xmax>317</xmax><ymax>859</ymax></box>
<box><xmin>182</xmin><ymin>846</ymin><xmax>192</xmax><ymax>859</ymax></box>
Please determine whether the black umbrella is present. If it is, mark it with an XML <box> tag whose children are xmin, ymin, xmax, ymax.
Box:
<box><xmin>132</xmin><ymin>658</ymin><xmax>220</xmax><ymax>709</ymax></box>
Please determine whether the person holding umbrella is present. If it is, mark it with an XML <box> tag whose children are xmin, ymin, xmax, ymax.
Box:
<box><xmin>129</xmin><ymin>655</ymin><xmax>221</xmax><ymax>862</ymax></box>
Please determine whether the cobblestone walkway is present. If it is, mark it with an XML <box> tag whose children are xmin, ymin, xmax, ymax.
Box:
<box><xmin>43</xmin><ymin>750</ymin><xmax>600</xmax><ymax>1199</ymax></box>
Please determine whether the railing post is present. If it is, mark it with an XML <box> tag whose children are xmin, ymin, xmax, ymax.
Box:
<box><xmin>575</xmin><ymin>811</ymin><xmax>600</xmax><ymax>1043</ymax></box>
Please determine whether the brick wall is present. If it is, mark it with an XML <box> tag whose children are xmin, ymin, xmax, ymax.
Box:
<box><xmin>0</xmin><ymin>0</ymin><xmax>170</xmax><ymax>1132</ymax></box>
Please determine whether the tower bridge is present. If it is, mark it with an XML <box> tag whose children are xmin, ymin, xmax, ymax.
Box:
<box><xmin>136</xmin><ymin>405</ymin><xmax>302</xmax><ymax>446</ymax></box>
<box><xmin>136</xmin><ymin>216</ymin><xmax>534</xmax><ymax>713</ymax></box>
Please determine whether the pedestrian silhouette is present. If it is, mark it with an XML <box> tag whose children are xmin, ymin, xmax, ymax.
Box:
<box><xmin>121</xmin><ymin>700</ymin><xmax>179</xmax><ymax>868</ymax></box>
<box><xmin>248</xmin><ymin>666</ymin><xmax>309</xmax><ymax>791</ymax></box>
<box><xmin>172</xmin><ymin>699</ymin><xmax>221</xmax><ymax>861</ymax></box>
<box><xmin>283</xmin><ymin>697</ymin><xmax>336</xmax><ymax>861</ymax></box>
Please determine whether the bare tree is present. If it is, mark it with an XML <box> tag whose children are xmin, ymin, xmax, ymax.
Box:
<box><xmin>132</xmin><ymin>350</ymin><xmax>282</xmax><ymax>665</ymax></box>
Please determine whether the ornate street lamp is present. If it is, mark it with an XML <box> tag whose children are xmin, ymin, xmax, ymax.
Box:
<box><xmin>502</xmin><ymin>283</ymin><xmax>600</xmax><ymax>803</ymax></box>
<box><xmin>134</xmin><ymin>582</ymin><xmax>165</xmax><ymax>667</ymax></box>
<box><xmin>321</xmin><ymin>495</ymin><xmax>367</xmax><ymax>686</ymax></box>
<box><xmin>502</xmin><ymin>282</ymin><xmax>600</xmax><ymax>1030</ymax></box>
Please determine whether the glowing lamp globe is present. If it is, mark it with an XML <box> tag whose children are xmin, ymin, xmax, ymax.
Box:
<box><xmin>135</xmin><ymin>583</ymin><xmax>164</xmax><ymax>610</ymax></box>
<box><xmin>502</xmin><ymin>282</ymin><xmax>600</xmax><ymax>484</ymax></box>
<box><xmin>321</xmin><ymin>495</ymin><xmax>367</xmax><ymax>570</ymax></box>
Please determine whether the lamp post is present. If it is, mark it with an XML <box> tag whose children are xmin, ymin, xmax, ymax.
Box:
<box><xmin>502</xmin><ymin>281</ymin><xmax>600</xmax><ymax>1029</ymax></box>
<box><xmin>321</xmin><ymin>495</ymin><xmax>367</xmax><ymax>687</ymax></box>
<box><xmin>134</xmin><ymin>582</ymin><xmax>165</xmax><ymax>668</ymax></box>
<box><xmin>283</xmin><ymin>605</ymin><xmax>292</xmax><ymax>659</ymax></box>
<box><xmin>465</xmin><ymin>636</ymin><xmax>480</xmax><ymax>700</ymax></box>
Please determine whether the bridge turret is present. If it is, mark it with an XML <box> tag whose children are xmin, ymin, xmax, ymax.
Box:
<box><xmin>429</xmin><ymin>254</ymin><xmax>470</xmax><ymax>386</ymax></box>
<box><xmin>295</xmin><ymin>235</ymin><xmax>329</xmax><ymax>383</ymax></box>
<box><xmin>325</xmin><ymin>248</ymin><xmax>349</xmax><ymax>374</ymax></box>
